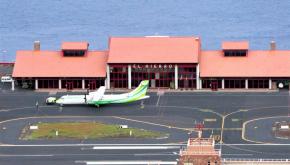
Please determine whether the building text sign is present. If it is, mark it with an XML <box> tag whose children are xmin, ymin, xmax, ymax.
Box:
<box><xmin>132</xmin><ymin>64</ymin><xmax>174</xmax><ymax>69</ymax></box>
<box><xmin>132</xmin><ymin>64</ymin><xmax>175</xmax><ymax>71</ymax></box>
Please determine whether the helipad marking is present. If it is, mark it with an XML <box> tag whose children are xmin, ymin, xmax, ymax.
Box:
<box><xmin>242</xmin><ymin>116</ymin><xmax>290</xmax><ymax>144</ymax></box>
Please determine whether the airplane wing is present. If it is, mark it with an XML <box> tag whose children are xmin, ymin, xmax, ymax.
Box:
<box><xmin>88</xmin><ymin>86</ymin><xmax>106</xmax><ymax>102</ymax></box>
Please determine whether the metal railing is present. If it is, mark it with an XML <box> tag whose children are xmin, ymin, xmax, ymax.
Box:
<box><xmin>222</xmin><ymin>158</ymin><xmax>289</xmax><ymax>162</ymax></box>
<box><xmin>180</xmin><ymin>148</ymin><xmax>221</xmax><ymax>156</ymax></box>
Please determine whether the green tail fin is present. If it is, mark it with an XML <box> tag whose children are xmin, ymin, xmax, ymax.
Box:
<box><xmin>129</xmin><ymin>80</ymin><xmax>149</xmax><ymax>98</ymax></box>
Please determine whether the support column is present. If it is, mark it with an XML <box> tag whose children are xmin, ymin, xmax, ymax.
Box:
<box><xmin>196</xmin><ymin>64</ymin><xmax>200</xmax><ymax>89</ymax></box>
<box><xmin>128</xmin><ymin>65</ymin><xmax>131</xmax><ymax>89</ymax></box>
<box><xmin>222</xmin><ymin>79</ymin><xmax>225</xmax><ymax>89</ymax></box>
<box><xmin>58</xmin><ymin>79</ymin><xmax>61</xmax><ymax>89</ymax></box>
<box><xmin>269</xmin><ymin>78</ymin><xmax>272</xmax><ymax>90</ymax></box>
<box><xmin>199</xmin><ymin>79</ymin><xmax>202</xmax><ymax>89</ymax></box>
<box><xmin>245</xmin><ymin>79</ymin><xmax>248</xmax><ymax>89</ymax></box>
<box><xmin>82</xmin><ymin>79</ymin><xmax>85</xmax><ymax>90</ymax></box>
<box><xmin>11</xmin><ymin>80</ymin><xmax>15</xmax><ymax>91</ymax></box>
<box><xmin>174</xmin><ymin>65</ymin><xmax>178</xmax><ymax>89</ymax></box>
<box><xmin>35</xmin><ymin>79</ymin><xmax>38</xmax><ymax>90</ymax></box>
<box><xmin>106</xmin><ymin>65</ymin><xmax>110</xmax><ymax>89</ymax></box>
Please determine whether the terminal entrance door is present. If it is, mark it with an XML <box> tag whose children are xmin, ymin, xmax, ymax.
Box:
<box><xmin>131</xmin><ymin>64</ymin><xmax>175</xmax><ymax>89</ymax></box>
<box><xmin>183</xmin><ymin>80</ymin><xmax>189</xmax><ymax>88</ymax></box>
<box><xmin>66</xmin><ymin>82</ymin><xmax>73</xmax><ymax>90</ymax></box>
<box><xmin>88</xmin><ymin>80</ymin><xmax>96</xmax><ymax>90</ymax></box>
<box><xmin>211</xmin><ymin>81</ymin><xmax>218</xmax><ymax>91</ymax></box>
<box><xmin>150</xmin><ymin>79</ymin><xmax>156</xmax><ymax>88</ymax></box>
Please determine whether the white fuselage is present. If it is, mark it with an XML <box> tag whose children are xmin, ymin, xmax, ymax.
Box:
<box><xmin>56</xmin><ymin>93</ymin><xmax>128</xmax><ymax>105</ymax></box>
<box><xmin>56</xmin><ymin>95</ymin><xmax>88</xmax><ymax>105</ymax></box>
<box><xmin>54</xmin><ymin>81</ymin><xmax>149</xmax><ymax>106</ymax></box>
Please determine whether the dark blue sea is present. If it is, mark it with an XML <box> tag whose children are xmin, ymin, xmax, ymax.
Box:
<box><xmin>1</xmin><ymin>0</ymin><xmax>290</xmax><ymax>61</ymax></box>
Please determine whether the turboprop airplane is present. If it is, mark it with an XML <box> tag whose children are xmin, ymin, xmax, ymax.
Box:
<box><xmin>45</xmin><ymin>80</ymin><xmax>150</xmax><ymax>107</ymax></box>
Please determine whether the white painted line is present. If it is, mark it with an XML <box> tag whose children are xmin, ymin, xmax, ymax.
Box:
<box><xmin>0</xmin><ymin>106</ymin><xmax>35</xmax><ymax>112</ymax></box>
<box><xmin>112</xmin><ymin>116</ymin><xmax>190</xmax><ymax>131</ymax></box>
<box><xmin>204</xmin><ymin>118</ymin><xmax>217</xmax><ymax>122</ymax></box>
<box><xmin>134</xmin><ymin>153</ymin><xmax>175</xmax><ymax>156</ymax></box>
<box><xmin>222</xmin><ymin>154</ymin><xmax>253</xmax><ymax>156</ymax></box>
<box><xmin>156</xmin><ymin>95</ymin><xmax>161</xmax><ymax>106</ymax></box>
<box><xmin>76</xmin><ymin>161</ymin><xmax>177</xmax><ymax>165</ymax></box>
<box><xmin>92</xmin><ymin>146</ymin><xmax>180</xmax><ymax>150</ymax></box>
<box><xmin>0</xmin><ymin>144</ymin><xmax>184</xmax><ymax>147</ymax></box>
<box><xmin>231</xmin><ymin>118</ymin><xmax>240</xmax><ymax>122</ymax></box>
<box><xmin>217</xmin><ymin>143</ymin><xmax>290</xmax><ymax>146</ymax></box>
<box><xmin>0</xmin><ymin>154</ymin><xmax>53</xmax><ymax>157</ymax></box>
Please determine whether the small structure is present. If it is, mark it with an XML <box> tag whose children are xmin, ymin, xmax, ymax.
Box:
<box><xmin>29</xmin><ymin>125</ymin><xmax>38</xmax><ymax>130</ymax></box>
<box><xmin>273</xmin><ymin>121</ymin><xmax>290</xmax><ymax>139</ymax></box>
<box><xmin>178</xmin><ymin>138</ymin><xmax>221</xmax><ymax>165</ymax></box>
<box><xmin>119</xmin><ymin>125</ymin><xmax>128</xmax><ymax>128</ymax></box>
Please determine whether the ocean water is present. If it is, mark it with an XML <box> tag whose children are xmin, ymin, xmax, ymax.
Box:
<box><xmin>1</xmin><ymin>0</ymin><xmax>290</xmax><ymax>61</ymax></box>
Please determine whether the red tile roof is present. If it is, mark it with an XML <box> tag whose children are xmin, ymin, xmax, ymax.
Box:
<box><xmin>108</xmin><ymin>36</ymin><xmax>200</xmax><ymax>63</ymax></box>
<box><xmin>12</xmin><ymin>50</ymin><xmax>107</xmax><ymax>78</ymax></box>
<box><xmin>200</xmin><ymin>50</ymin><xmax>290</xmax><ymax>77</ymax></box>
<box><xmin>61</xmin><ymin>42</ymin><xmax>89</xmax><ymax>50</ymax></box>
<box><xmin>222</xmin><ymin>41</ymin><xmax>249</xmax><ymax>50</ymax></box>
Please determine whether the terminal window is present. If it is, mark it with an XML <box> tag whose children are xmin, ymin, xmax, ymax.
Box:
<box><xmin>224</xmin><ymin>50</ymin><xmax>247</xmax><ymax>57</ymax></box>
<box><xmin>63</xmin><ymin>50</ymin><xmax>85</xmax><ymax>56</ymax></box>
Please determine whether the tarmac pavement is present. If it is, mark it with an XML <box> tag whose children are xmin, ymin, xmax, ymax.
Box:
<box><xmin>1</xmin><ymin>84</ymin><xmax>290</xmax><ymax>164</ymax></box>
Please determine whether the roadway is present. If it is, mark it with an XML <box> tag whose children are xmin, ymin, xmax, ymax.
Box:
<box><xmin>1</xmin><ymin>84</ymin><xmax>290</xmax><ymax>164</ymax></box>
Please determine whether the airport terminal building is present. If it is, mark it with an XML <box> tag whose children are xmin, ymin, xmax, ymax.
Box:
<box><xmin>11</xmin><ymin>36</ymin><xmax>290</xmax><ymax>90</ymax></box>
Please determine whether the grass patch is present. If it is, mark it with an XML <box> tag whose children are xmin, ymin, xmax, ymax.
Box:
<box><xmin>23</xmin><ymin>122</ymin><xmax>165</xmax><ymax>140</ymax></box>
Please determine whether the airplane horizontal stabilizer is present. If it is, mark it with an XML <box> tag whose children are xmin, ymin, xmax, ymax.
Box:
<box><xmin>138</xmin><ymin>95</ymin><xmax>150</xmax><ymax>100</ymax></box>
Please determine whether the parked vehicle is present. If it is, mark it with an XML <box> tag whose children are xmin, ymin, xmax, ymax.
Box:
<box><xmin>1</xmin><ymin>76</ymin><xmax>13</xmax><ymax>82</ymax></box>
